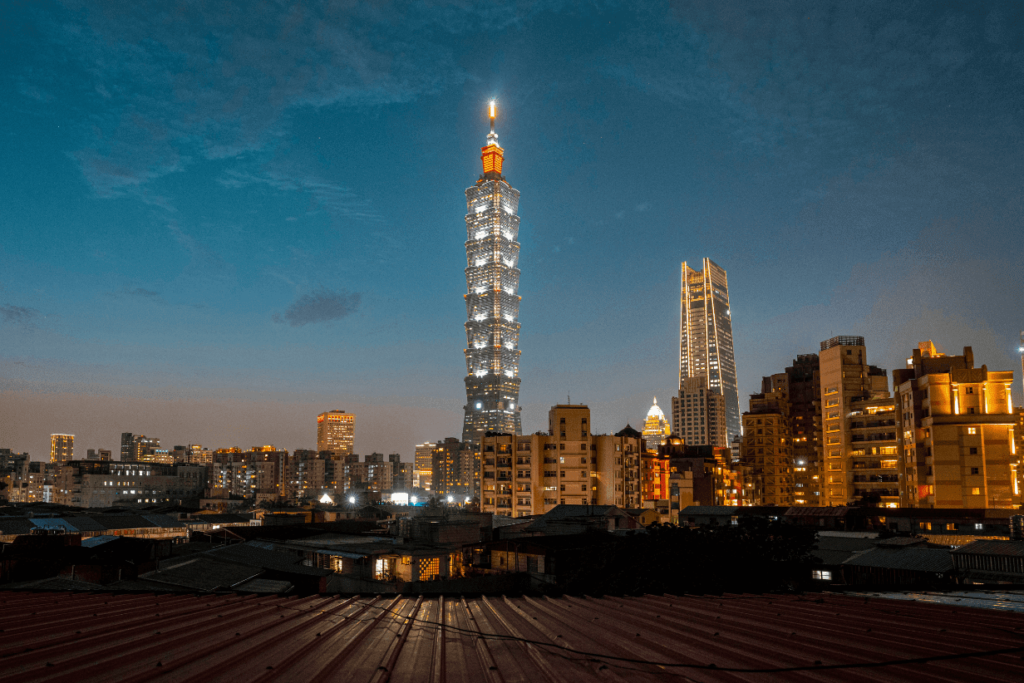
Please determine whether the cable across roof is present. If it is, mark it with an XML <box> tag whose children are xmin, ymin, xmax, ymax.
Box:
<box><xmin>1</xmin><ymin>591</ymin><xmax>1023</xmax><ymax>681</ymax></box>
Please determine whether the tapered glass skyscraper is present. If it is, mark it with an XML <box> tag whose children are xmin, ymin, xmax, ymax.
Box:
<box><xmin>679</xmin><ymin>258</ymin><xmax>740</xmax><ymax>444</ymax></box>
<box><xmin>462</xmin><ymin>101</ymin><xmax>522</xmax><ymax>444</ymax></box>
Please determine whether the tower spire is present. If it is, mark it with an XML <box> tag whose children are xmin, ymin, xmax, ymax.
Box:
<box><xmin>481</xmin><ymin>100</ymin><xmax>504</xmax><ymax>179</ymax></box>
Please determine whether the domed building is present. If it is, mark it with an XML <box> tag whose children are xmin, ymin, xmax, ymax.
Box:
<box><xmin>641</xmin><ymin>397</ymin><xmax>671</xmax><ymax>453</ymax></box>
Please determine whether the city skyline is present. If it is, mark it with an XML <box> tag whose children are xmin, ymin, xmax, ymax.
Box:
<box><xmin>2</xmin><ymin>2</ymin><xmax>1023</xmax><ymax>460</ymax></box>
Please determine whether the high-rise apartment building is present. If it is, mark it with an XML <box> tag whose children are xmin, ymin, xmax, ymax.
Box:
<box><xmin>741</xmin><ymin>389</ymin><xmax>794</xmax><ymax>507</ymax></box>
<box><xmin>187</xmin><ymin>444</ymin><xmax>212</xmax><ymax>466</ymax></box>
<box><xmin>894</xmin><ymin>342</ymin><xmax>1020</xmax><ymax>509</ymax></box>
<box><xmin>431</xmin><ymin>438</ymin><xmax>479</xmax><ymax>499</ymax></box>
<box><xmin>462</xmin><ymin>101</ymin><xmax>522</xmax><ymax>444</ymax></box>
<box><xmin>317</xmin><ymin>410</ymin><xmax>355</xmax><ymax>457</ymax></box>
<box><xmin>678</xmin><ymin>258</ymin><xmax>740</xmax><ymax>444</ymax></box>
<box><xmin>759</xmin><ymin>355</ymin><xmax>822</xmax><ymax>505</ymax></box>
<box><xmin>818</xmin><ymin>336</ymin><xmax>894</xmax><ymax>507</ymax></box>
<box><xmin>50</xmin><ymin>434</ymin><xmax>73</xmax><ymax>463</ymax></box>
<box><xmin>118</xmin><ymin>434</ymin><xmax>162</xmax><ymax>462</ymax></box>
<box><xmin>414</xmin><ymin>442</ymin><xmax>434</xmax><ymax>490</ymax></box>
<box><xmin>120</xmin><ymin>433</ymin><xmax>134</xmax><ymax>461</ymax></box>
<box><xmin>478</xmin><ymin>404</ymin><xmax>643</xmax><ymax>517</ymax></box>
<box><xmin>641</xmin><ymin>398</ymin><xmax>671</xmax><ymax>453</ymax></box>
<box><xmin>671</xmin><ymin>376</ymin><xmax>728</xmax><ymax>447</ymax></box>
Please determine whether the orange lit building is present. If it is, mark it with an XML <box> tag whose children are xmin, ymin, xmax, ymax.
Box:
<box><xmin>894</xmin><ymin>342</ymin><xmax>1020</xmax><ymax>509</ymax></box>
<box><xmin>741</xmin><ymin>391</ymin><xmax>794</xmax><ymax>507</ymax></box>
<box><xmin>818</xmin><ymin>336</ymin><xmax>892</xmax><ymax>506</ymax></box>
<box><xmin>50</xmin><ymin>434</ymin><xmax>74</xmax><ymax>464</ymax></box>
<box><xmin>641</xmin><ymin>451</ymin><xmax>670</xmax><ymax>502</ymax></box>
<box><xmin>317</xmin><ymin>410</ymin><xmax>355</xmax><ymax>458</ymax></box>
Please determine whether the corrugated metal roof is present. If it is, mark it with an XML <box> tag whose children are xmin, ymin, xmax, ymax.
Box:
<box><xmin>140</xmin><ymin>557</ymin><xmax>263</xmax><ymax>591</ymax></box>
<box><xmin>139</xmin><ymin>514</ymin><xmax>185</xmax><ymax>529</ymax></box>
<box><xmin>60</xmin><ymin>517</ymin><xmax>110</xmax><ymax>533</ymax></box>
<box><xmin>205</xmin><ymin>542</ymin><xmax>331</xmax><ymax>576</ymax></box>
<box><xmin>0</xmin><ymin>592</ymin><xmax>1022</xmax><ymax>681</ymax></box>
<box><xmin>843</xmin><ymin>547</ymin><xmax>955</xmax><ymax>573</ymax></box>
<box><xmin>954</xmin><ymin>540</ymin><xmax>1024</xmax><ymax>557</ymax></box>
<box><xmin>0</xmin><ymin>518</ymin><xmax>36</xmax><ymax>536</ymax></box>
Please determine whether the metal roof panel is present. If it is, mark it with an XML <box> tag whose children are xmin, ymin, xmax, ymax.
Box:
<box><xmin>0</xmin><ymin>592</ymin><xmax>1021</xmax><ymax>682</ymax></box>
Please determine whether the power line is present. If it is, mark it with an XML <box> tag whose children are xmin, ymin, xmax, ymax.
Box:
<box><xmin>277</xmin><ymin>596</ymin><xmax>1024</xmax><ymax>674</ymax></box>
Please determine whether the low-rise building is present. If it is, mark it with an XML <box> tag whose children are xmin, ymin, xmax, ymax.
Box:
<box><xmin>52</xmin><ymin>461</ymin><xmax>207</xmax><ymax>507</ymax></box>
<box><xmin>478</xmin><ymin>404</ymin><xmax>643</xmax><ymax>517</ymax></box>
<box><xmin>951</xmin><ymin>539</ymin><xmax>1024</xmax><ymax>583</ymax></box>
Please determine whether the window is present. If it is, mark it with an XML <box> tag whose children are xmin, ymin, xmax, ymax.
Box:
<box><xmin>967</xmin><ymin>428</ymin><xmax>977</xmax><ymax>435</ymax></box>
<box><xmin>971</xmin><ymin>487</ymin><xmax>981</xmax><ymax>495</ymax></box>
<box><xmin>966</xmin><ymin>387</ymin><xmax>974</xmax><ymax>394</ymax></box>
<box><xmin>418</xmin><ymin>557</ymin><xmax>440</xmax><ymax>580</ymax></box>
<box><xmin>946</xmin><ymin>523</ymin><xmax>956</xmax><ymax>531</ymax></box>
<box><xmin>969</xmin><ymin>447</ymin><xmax>978</xmax><ymax>455</ymax></box>
<box><xmin>970</xmin><ymin>467</ymin><xmax>979</xmax><ymax>475</ymax></box>
<box><xmin>812</xmin><ymin>570</ymin><xmax>832</xmax><ymax>581</ymax></box>
<box><xmin>975</xmin><ymin>523</ymin><xmax>984</xmax><ymax>530</ymax></box>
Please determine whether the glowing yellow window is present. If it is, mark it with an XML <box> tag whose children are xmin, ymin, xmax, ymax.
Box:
<box><xmin>418</xmin><ymin>557</ymin><xmax>440</xmax><ymax>580</ymax></box>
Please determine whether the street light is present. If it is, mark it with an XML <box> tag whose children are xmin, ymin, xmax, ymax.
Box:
<box><xmin>348</xmin><ymin>496</ymin><xmax>356</xmax><ymax>504</ymax></box>
<box><xmin>447</xmin><ymin>495</ymin><xmax>454</xmax><ymax>503</ymax></box>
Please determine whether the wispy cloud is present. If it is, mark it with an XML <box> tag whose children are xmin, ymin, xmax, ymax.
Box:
<box><xmin>219</xmin><ymin>166</ymin><xmax>383</xmax><ymax>223</ymax></box>
<box><xmin>0</xmin><ymin>304</ymin><xmax>41</xmax><ymax>328</ymax></box>
<box><xmin>106</xmin><ymin>287</ymin><xmax>163</xmax><ymax>303</ymax></box>
<box><xmin>608</xmin><ymin>1</ymin><xmax>1021</xmax><ymax>161</ymax></box>
<box><xmin>166</xmin><ymin>221</ymin><xmax>235</xmax><ymax>282</ymax></box>
<box><xmin>31</xmin><ymin>1</ymin><xmax>477</xmax><ymax>198</ymax></box>
<box><xmin>276</xmin><ymin>288</ymin><xmax>361</xmax><ymax>327</ymax></box>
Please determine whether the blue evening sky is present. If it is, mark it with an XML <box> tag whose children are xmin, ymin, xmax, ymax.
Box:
<box><xmin>2</xmin><ymin>1</ymin><xmax>1022</xmax><ymax>459</ymax></box>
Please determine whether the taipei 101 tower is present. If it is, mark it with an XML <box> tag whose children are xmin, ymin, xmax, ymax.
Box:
<box><xmin>462</xmin><ymin>101</ymin><xmax>522</xmax><ymax>444</ymax></box>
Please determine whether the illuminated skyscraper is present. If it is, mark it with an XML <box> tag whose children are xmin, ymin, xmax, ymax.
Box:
<box><xmin>462</xmin><ymin>101</ymin><xmax>522</xmax><ymax>444</ymax></box>
<box><xmin>50</xmin><ymin>434</ymin><xmax>74</xmax><ymax>463</ymax></box>
<box><xmin>317</xmin><ymin>410</ymin><xmax>355</xmax><ymax>458</ymax></box>
<box><xmin>679</xmin><ymin>258</ymin><xmax>740</xmax><ymax>444</ymax></box>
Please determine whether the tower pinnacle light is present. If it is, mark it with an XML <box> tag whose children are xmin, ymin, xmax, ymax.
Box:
<box><xmin>462</xmin><ymin>101</ymin><xmax>522</xmax><ymax>444</ymax></box>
